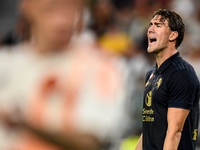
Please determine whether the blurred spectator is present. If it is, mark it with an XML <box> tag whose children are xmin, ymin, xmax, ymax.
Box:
<box><xmin>114</xmin><ymin>6</ymin><xmax>134</xmax><ymax>34</ymax></box>
<box><xmin>0</xmin><ymin>0</ymin><xmax>128</xmax><ymax>150</ymax></box>
<box><xmin>99</xmin><ymin>24</ymin><xmax>132</xmax><ymax>56</ymax></box>
<box><xmin>90</xmin><ymin>0</ymin><xmax>115</xmax><ymax>37</ymax></box>
<box><xmin>119</xmin><ymin>47</ymin><xmax>152</xmax><ymax>136</ymax></box>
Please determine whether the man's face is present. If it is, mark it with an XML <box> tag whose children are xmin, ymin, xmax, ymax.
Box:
<box><xmin>147</xmin><ymin>15</ymin><xmax>172</xmax><ymax>54</ymax></box>
<box><xmin>28</xmin><ymin>0</ymin><xmax>79</xmax><ymax>49</ymax></box>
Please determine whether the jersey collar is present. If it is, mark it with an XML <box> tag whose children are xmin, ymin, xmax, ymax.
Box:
<box><xmin>156</xmin><ymin>52</ymin><xmax>180</xmax><ymax>73</ymax></box>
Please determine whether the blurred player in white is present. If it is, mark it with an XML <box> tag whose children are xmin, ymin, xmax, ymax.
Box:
<box><xmin>0</xmin><ymin>0</ymin><xmax>127</xmax><ymax>149</ymax></box>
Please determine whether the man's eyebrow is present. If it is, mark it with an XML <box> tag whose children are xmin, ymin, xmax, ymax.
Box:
<box><xmin>149</xmin><ymin>22</ymin><xmax>165</xmax><ymax>26</ymax></box>
<box><xmin>155</xmin><ymin>22</ymin><xmax>164</xmax><ymax>25</ymax></box>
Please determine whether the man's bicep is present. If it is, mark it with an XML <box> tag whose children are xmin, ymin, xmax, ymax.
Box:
<box><xmin>167</xmin><ymin>108</ymin><xmax>190</xmax><ymax>131</ymax></box>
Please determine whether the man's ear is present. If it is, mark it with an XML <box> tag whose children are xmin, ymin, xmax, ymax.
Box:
<box><xmin>169</xmin><ymin>31</ymin><xmax>178</xmax><ymax>42</ymax></box>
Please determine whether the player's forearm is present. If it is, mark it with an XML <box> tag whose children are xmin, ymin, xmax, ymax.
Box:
<box><xmin>163</xmin><ymin>129</ymin><xmax>181</xmax><ymax>150</ymax></box>
<box><xmin>21</xmin><ymin>121</ymin><xmax>100</xmax><ymax>150</ymax></box>
<box><xmin>135</xmin><ymin>134</ymin><xmax>143</xmax><ymax>150</ymax></box>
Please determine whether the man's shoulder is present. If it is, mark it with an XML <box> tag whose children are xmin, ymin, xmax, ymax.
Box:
<box><xmin>169</xmin><ymin>56</ymin><xmax>199</xmax><ymax>84</ymax></box>
<box><xmin>171</xmin><ymin>56</ymin><xmax>196</xmax><ymax>74</ymax></box>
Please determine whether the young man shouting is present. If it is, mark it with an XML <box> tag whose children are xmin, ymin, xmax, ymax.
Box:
<box><xmin>135</xmin><ymin>9</ymin><xmax>199</xmax><ymax>150</ymax></box>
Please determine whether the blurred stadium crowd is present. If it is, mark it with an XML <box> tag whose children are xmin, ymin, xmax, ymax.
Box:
<box><xmin>0</xmin><ymin>0</ymin><xmax>200</xmax><ymax>149</ymax></box>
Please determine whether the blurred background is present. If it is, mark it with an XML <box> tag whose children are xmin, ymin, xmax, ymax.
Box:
<box><xmin>0</xmin><ymin>0</ymin><xmax>200</xmax><ymax>149</ymax></box>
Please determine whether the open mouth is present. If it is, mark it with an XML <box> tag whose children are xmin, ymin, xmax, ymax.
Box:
<box><xmin>149</xmin><ymin>37</ymin><xmax>157</xmax><ymax>44</ymax></box>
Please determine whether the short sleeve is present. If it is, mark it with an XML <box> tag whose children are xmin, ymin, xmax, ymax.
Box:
<box><xmin>167</xmin><ymin>70</ymin><xmax>198</xmax><ymax>110</ymax></box>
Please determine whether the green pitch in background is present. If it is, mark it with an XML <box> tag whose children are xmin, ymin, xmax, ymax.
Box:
<box><xmin>120</xmin><ymin>136</ymin><xmax>140</xmax><ymax>150</ymax></box>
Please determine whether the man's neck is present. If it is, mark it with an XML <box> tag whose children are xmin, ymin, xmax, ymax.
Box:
<box><xmin>155</xmin><ymin>47</ymin><xmax>177</xmax><ymax>68</ymax></box>
<box><xmin>30</xmin><ymin>29</ymin><xmax>70</xmax><ymax>55</ymax></box>
<box><xmin>31</xmin><ymin>37</ymin><xmax>69</xmax><ymax>55</ymax></box>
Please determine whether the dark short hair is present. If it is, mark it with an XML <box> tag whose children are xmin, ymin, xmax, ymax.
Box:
<box><xmin>152</xmin><ymin>9</ymin><xmax>185</xmax><ymax>49</ymax></box>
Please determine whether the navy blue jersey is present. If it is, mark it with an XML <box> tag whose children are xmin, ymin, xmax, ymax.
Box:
<box><xmin>143</xmin><ymin>52</ymin><xmax>200</xmax><ymax>150</ymax></box>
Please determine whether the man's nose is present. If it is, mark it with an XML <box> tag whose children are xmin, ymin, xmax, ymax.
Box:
<box><xmin>148</xmin><ymin>25</ymin><xmax>155</xmax><ymax>33</ymax></box>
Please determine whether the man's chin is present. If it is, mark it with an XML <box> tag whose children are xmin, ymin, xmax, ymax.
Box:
<box><xmin>147</xmin><ymin>47</ymin><xmax>154</xmax><ymax>54</ymax></box>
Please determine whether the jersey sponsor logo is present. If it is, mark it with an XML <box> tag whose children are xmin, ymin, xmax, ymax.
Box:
<box><xmin>143</xmin><ymin>115</ymin><xmax>154</xmax><ymax>122</ymax></box>
<box><xmin>193</xmin><ymin>129</ymin><xmax>198</xmax><ymax>140</ymax></box>
<box><xmin>143</xmin><ymin>108</ymin><xmax>154</xmax><ymax>122</ymax></box>
<box><xmin>156</xmin><ymin>78</ymin><xmax>162</xmax><ymax>90</ymax></box>
<box><xmin>145</xmin><ymin>91</ymin><xmax>152</xmax><ymax>107</ymax></box>
<box><xmin>143</xmin><ymin>108</ymin><xmax>154</xmax><ymax>114</ymax></box>
<box><xmin>145</xmin><ymin>81</ymin><xmax>150</xmax><ymax>87</ymax></box>
<box><xmin>143</xmin><ymin>91</ymin><xmax>154</xmax><ymax>122</ymax></box>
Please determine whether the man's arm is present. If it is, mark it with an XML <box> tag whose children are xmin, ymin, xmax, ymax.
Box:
<box><xmin>135</xmin><ymin>133</ymin><xmax>143</xmax><ymax>150</ymax></box>
<box><xmin>0</xmin><ymin>110</ymin><xmax>100</xmax><ymax>150</ymax></box>
<box><xmin>22</xmin><ymin>121</ymin><xmax>100</xmax><ymax>150</ymax></box>
<box><xmin>163</xmin><ymin>108</ymin><xmax>190</xmax><ymax>150</ymax></box>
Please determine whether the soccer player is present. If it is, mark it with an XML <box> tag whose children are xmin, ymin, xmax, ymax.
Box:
<box><xmin>135</xmin><ymin>9</ymin><xmax>199</xmax><ymax>150</ymax></box>
<box><xmin>0</xmin><ymin>0</ymin><xmax>126</xmax><ymax>149</ymax></box>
